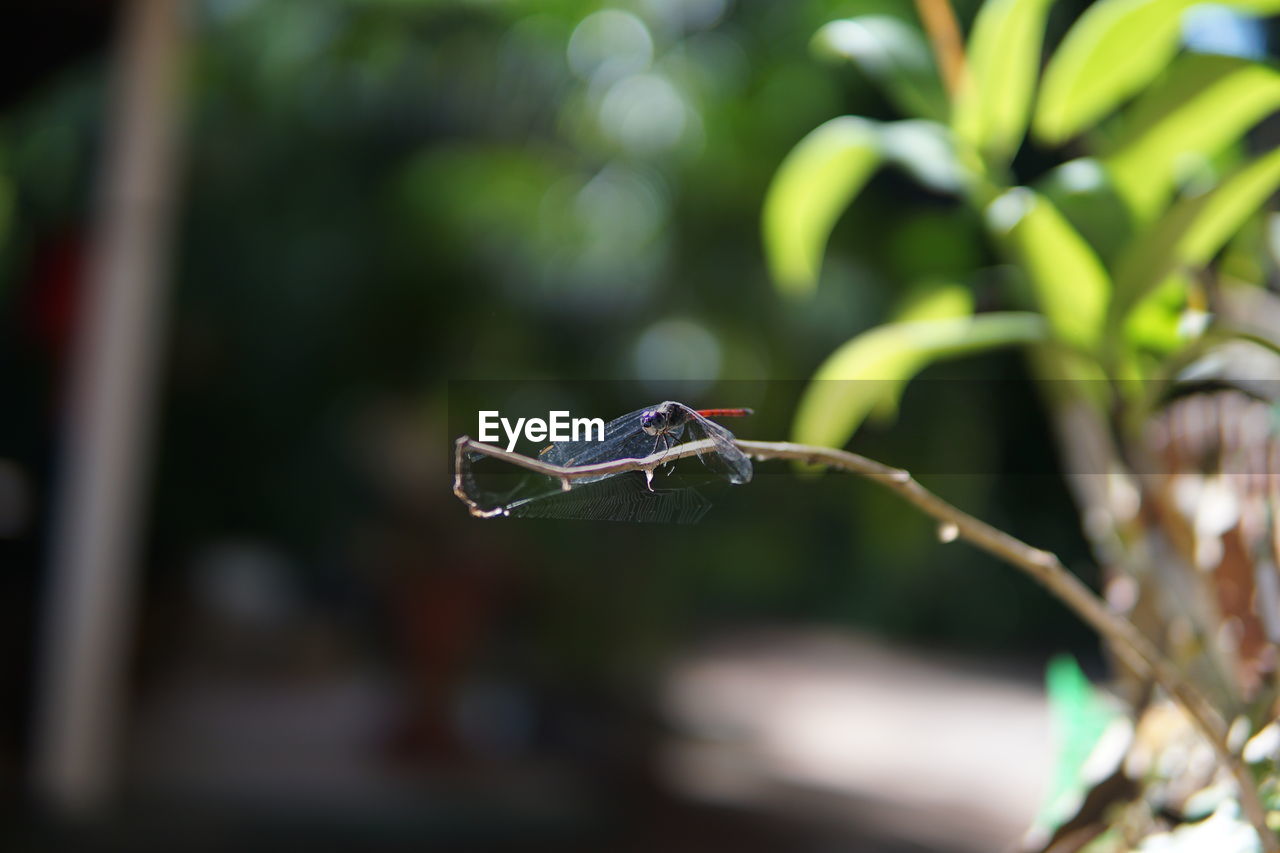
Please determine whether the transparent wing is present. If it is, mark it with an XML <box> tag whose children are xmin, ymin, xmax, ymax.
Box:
<box><xmin>506</xmin><ymin>472</ymin><xmax>712</xmax><ymax>524</ymax></box>
<box><xmin>458</xmin><ymin>451</ymin><xmax>714</xmax><ymax>524</ymax></box>
<box><xmin>671</xmin><ymin>403</ymin><xmax>754</xmax><ymax>485</ymax></box>
<box><xmin>538</xmin><ymin>405</ymin><xmax>656</xmax><ymax>483</ymax></box>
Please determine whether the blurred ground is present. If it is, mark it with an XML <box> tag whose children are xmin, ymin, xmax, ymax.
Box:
<box><xmin>661</xmin><ymin>630</ymin><xmax>1051</xmax><ymax>852</ymax></box>
<box><xmin>9</xmin><ymin>628</ymin><xmax>1052</xmax><ymax>853</ymax></box>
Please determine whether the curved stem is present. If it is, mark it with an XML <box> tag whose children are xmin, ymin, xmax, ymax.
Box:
<box><xmin>913</xmin><ymin>0</ymin><xmax>967</xmax><ymax>98</ymax></box>
<box><xmin>453</xmin><ymin>435</ymin><xmax>1277</xmax><ymax>848</ymax></box>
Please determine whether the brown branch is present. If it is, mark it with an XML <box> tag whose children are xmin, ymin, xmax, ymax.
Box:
<box><xmin>913</xmin><ymin>0</ymin><xmax>967</xmax><ymax>99</ymax></box>
<box><xmin>453</xmin><ymin>435</ymin><xmax>1277</xmax><ymax>848</ymax></box>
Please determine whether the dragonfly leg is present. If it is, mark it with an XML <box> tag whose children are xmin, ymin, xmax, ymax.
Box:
<box><xmin>661</xmin><ymin>433</ymin><xmax>677</xmax><ymax>473</ymax></box>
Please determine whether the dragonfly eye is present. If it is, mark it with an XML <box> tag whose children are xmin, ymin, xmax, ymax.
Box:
<box><xmin>640</xmin><ymin>409</ymin><xmax>663</xmax><ymax>435</ymax></box>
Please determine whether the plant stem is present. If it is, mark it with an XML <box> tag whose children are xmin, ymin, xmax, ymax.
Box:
<box><xmin>913</xmin><ymin>0</ymin><xmax>967</xmax><ymax>98</ymax></box>
<box><xmin>453</xmin><ymin>435</ymin><xmax>1277</xmax><ymax>849</ymax></box>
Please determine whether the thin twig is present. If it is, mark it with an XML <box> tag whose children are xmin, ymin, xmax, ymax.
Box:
<box><xmin>453</xmin><ymin>435</ymin><xmax>1277</xmax><ymax>848</ymax></box>
<box><xmin>913</xmin><ymin>0</ymin><xmax>967</xmax><ymax>98</ymax></box>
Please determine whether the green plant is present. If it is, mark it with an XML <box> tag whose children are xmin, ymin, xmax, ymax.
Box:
<box><xmin>764</xmin><ymin>0</ymin><xmax>1280</xmax><ymax>848</ymax></box>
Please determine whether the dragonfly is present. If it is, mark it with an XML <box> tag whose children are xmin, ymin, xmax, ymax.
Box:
<box><xmin>538</xmin><ymin>401</ymin><xmax>754</xmax><ymax>486</ymax></box>
<box><xmin>458</xmin><ymin>402</ymin><xmax>754</xmax><ymax>523</ymax></box>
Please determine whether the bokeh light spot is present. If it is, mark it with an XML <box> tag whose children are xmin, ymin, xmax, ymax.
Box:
<box><xmin>600</xmin><ymin>72</ymin><xmax>688</xmax><ymax>153</ymax></box>
<box><xmin>568</xmin><ymin>10</ymin><xmax>653</xmax><ymax>84</ymax></box>
<box><xmin>632</xmin><ymin>318</ymin><xmax>722</xmax><ymax>393</ymax></box>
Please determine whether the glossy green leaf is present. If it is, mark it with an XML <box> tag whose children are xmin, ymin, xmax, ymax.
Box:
<box><xmin>1105</xmin><ymin>54</ymin><xmax>1280</xmax><ymax>220</ymax></box>
<box><xmin>986</xmin><ymin>189</ymin><xmax>1111</xmax><ymax>350</ymax></box>
<box><xmin>792</xmin><ymin>313</ymin><xmax>1047</xmax><ymax>448</ymax></box>
<box><xmin>813</xmin><ymin>17</ymin><xmax>949</xmax><ymax>122</ymax></box>
<box><xmin>1182</xmin><ymin>146</ymin><xmax>1280</xmax><ymax>265</ymax></box>
<box><xmin>953</xmin><ymin>0</ymin><xmax>1054</xmax><ymax>160</ymax></box>
<box><xmin>1034</xmin><ymin>0</ymin><xmax>1194</xmax><ymax>145</ymax></box>
<box><xmin>763</xmin><ymin>117</ymin><xmax>881</xmax><ymax>295</ymax></box>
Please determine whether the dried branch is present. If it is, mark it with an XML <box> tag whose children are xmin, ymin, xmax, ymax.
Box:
<box><xmin>453</xmin><ymin>435</ymin><xmax>1277</xmax><ymax>848</ymax></box>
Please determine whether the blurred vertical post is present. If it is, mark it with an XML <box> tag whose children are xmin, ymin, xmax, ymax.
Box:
<box><xmin>32</xmin><ymin>0</ymin><xmax>183</xmax><ymax>813</ymax></box>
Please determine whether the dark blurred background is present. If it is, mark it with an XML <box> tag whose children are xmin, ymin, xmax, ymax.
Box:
<box><xmin>4</xmin><ymin>0</ymin><xmax>1269</xmax><ymax>850</ymax></box>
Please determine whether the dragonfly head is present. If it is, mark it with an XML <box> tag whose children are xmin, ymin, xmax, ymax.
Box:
<box><xmin>640</xmin><ymin>405</ymin><xmax>674</xmax><ymax>436</ymax></box>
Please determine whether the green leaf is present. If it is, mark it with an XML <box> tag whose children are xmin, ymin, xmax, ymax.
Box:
<box><xmin>813</xmin><ymin>17</ymin><xmax>949</xmax><ymax>122</ymax></box>
<box><xmin>878</xmin><ymin>120</ymin><xmax>965</xmax><ymax>194</ymax></box>
<box><xmin>1036</xmin><ymin>655</ymin><xmax>1123</xmax><ymax>831</ymax></box>
<box><xmin>986</xmin><ymin>189</ymin><xmax>1112</xmax><ymax>350</ymax></box>
<box><xmin>895</xmin><ymin>280</ymin><xmax>974</xmax><ymax>323</ymax></box>
<box><xmin>1037</xmin><ymin>158</ymin><xmax>1134</xmax><ymax>263</ymax></box>
<box><xmin>792</xmin><ymin>313</ymin><xmax>1047</xmax><ymax>448</ymax></box>
<box><xmin>1124</xmin><ymin>273</ymin><xmax>1194</xmax><ymax>355</ymax></box>
<box><xmin>1182</xmin><ymin>146</ymin><xmax>1280</xmax><ymax>265</ymax></box>
<box><xmin>763</xmin><ymin>117</ymin><xmax>881</xmax><ymax>295</ymax></box>
<box><xmin>953</xmin><ymin>0</ymin><xmax>1054</xmax><ymax>160</ymax></box>
<box><xmin>1104</xmin><ymin>54</ymin><xmax>1280</xmax><ymax>221</ymax></box>
<box><xmin>868</xmin><ymin>281</ymin><xmax>975</xmax><ymax>422</ymax></box>
<box><xmin>1111</xmin><ymin>188</ymin><xmax>1214</xmax><ymax>320</ymax></box>
<box><xmin>1221</xmin><ymin>0</ymin><xmax>1280</xmax><ymax>12</ymax></box>
<box><xmin>1034</xmin><ymin>0</ymin><xmax>1195</xmax><ymax>145</ymax></box>
<box><xmin>1114</xmin><ymin>148</ymin><xmax>1280</xmax><ymax>346</ymax></box>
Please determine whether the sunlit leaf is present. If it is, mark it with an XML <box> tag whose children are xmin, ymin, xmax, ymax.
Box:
<box><xmin>895</xmin><ymin>279</ymin><xmax>974</xmax><ymax>323</ymax></box>
<box><xmin>1182</xmin><ymin>146</ymin><xmax>1280</xmax><ymax>265</ymax></box>
<box><xmin>1034</xmin><ymin>0</ymin><xmax>1195</xmax><ymax>145</ymax></box>
<box><xmin>953</xmin><ymin>0</ymin><xmax>1054</xmax><ymax>160</ymax></box>
<box><xmin>792</xmin><ymin>312</ymin><xmax>1047</xmax><ymax>448</ymax></box>
<box><xmin>763</xmin><ymin>117</ymin><xmax>881</xmax><ymax>295</ymax></box>
<box><xmin>1220</xmin><ymin>0</ymin><xmax>1280</xmax><ymax>12</ymax></box>
<box><xmin>878</xmin><ymin>120</ymin><xmax>964</xmax><ymax>193</ymax></box>
<box><xmin>986</xmin><ymin>189</ymin><xmax>1111</xmax><ymax>350</ymax></box>
<box><xmin>1104</xmin><ymin>54</ymin><xmax>1280</xmax><ymax>220</ymax></box>
<box><xmin>869</xmin><ymin>281</ymin><xmax>975</xmax><ymax>422</ymax></box>
<box><xmin>1125</xmin><ymin>273</ymin><xmax>1194</xmax><ymax>355</ymax></box>
<box><xmin>1115</xmin><ymin>148</ymin><xmax>1280</xmax><ymax>347</ymax></box>
<box><xmin>1112</xmin><ymin>188</ymin><xmax>1213</xmax><ymax>319</ymax></box>
<box><xmin>813</xmin><ymin>17</ymin><xmax>949</xmax><ymax>122</ymax></box>
<box><xmin>1037</xmin><ymin>158</ymin><xmax>1133</xmax><ymax>262</ymax></box>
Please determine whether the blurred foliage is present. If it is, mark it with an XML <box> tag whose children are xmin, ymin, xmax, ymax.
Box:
<box><xmin>764</xmin><ymin>0</ymin><xmax>1280</xmax><ymax>845</ymax></box>
<box><xmin>767</xmin><ymin>1</ymin><xmax>1280</xmax><ymax>450</ymax></box>
<box><xmin>24</xmin><ymin>5</ymin><xmax>1279</xmax><ymax>832</ymax></box>
<box><xmin>0</xmin><ymin>0</ymin><xmax>1114</xmax><ymax>673</ymax></box>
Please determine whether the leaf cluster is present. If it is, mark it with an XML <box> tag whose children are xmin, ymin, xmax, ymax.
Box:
<box><xmin>764</xmin><ymin>0</ymin><xmax>1280</xmax><ymax>448</ymax></box>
